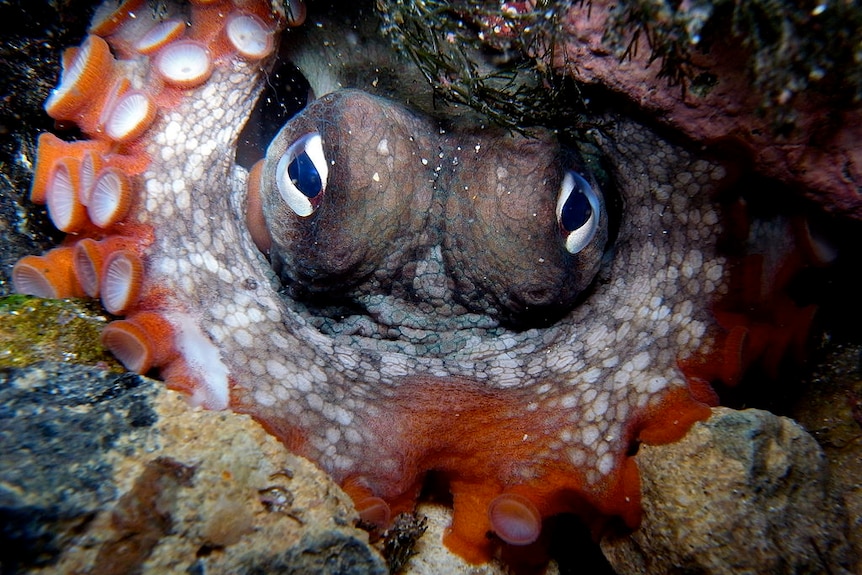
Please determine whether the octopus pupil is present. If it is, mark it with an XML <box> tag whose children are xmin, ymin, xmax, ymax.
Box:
<box><xmin>561</xmin><ymin>186</ymin><xmax>592</xmax><ymax>232</ymax></box>
<box><xmin>288</xmin><ymin>151</ymin><xmax>322</xmax><ymax>198</ymax></box>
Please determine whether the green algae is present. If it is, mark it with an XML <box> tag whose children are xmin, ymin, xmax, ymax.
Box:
<box><xmin>378</xmin><ymin>0</ymin><xmax>862</xmax><ymax>131</ymax></box>
<box><xmin>377</xmin><ymin>0</ymin><xmax>587</xmax><ymax>135</ymax></box>
<box><xmin>0</xmin><ymin>295</ymin><xmax>122</xmax><ymax>370</ymax></box>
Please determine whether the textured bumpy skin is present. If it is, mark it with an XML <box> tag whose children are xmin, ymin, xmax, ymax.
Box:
<box><xmin>13</xmin><ymin>0</ymin><xmax>810</xmax><ymax>566</ymax></box>
<box><xmin>258</xmin><ymin>90</ymin><xmax>609</xmax><ymax>330</ymax></box>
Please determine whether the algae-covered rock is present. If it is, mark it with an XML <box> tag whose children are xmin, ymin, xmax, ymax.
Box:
<box><xmin>0</xmin><ymin>296</ymin><xmax>118</xmax><ymax>370</ymax></box>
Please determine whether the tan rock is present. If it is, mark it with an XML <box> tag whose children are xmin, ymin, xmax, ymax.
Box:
<box><xmin>601</xmin><ymin>407</ymin><xmax>855</xmax><ymax>574</ymax></box>
<box><xmin>0</xmin><ymin>363</ymin><xmax>386</xmax><ymax>575</ymax></box>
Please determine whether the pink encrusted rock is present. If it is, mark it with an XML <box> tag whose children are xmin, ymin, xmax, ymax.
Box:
<box><xmin>553</xmin><ymin>1</ymin><xmax>862</xmax><ymax>219</ymax></box>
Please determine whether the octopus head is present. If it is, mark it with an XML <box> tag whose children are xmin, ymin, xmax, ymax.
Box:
<box><xmin>251</xmin><ymin>89</ymin><xmax>608</xmax><ymax>330</ymax></box>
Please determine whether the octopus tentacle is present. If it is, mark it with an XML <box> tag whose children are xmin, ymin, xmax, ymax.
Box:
<box><xmin>14</xmin><ymin>0</ymin><xmax>294</xmax><ymax>411</ymax></box>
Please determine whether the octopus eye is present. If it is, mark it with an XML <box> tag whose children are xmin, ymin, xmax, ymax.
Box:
<box><xmin>276</xmin><ymin>132</ymin><xmax>328</xmax><ymax>216</ymax></box>
<box><xmin>556</xmin><ymin>170</ymin><xmax>601</xmax><ymax>254</ymax></box>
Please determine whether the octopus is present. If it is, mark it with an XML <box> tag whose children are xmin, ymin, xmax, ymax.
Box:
<box><xmin>11</xmin><ymin>0</ymin><xmax>816</xmax><ymax>567</ymax></box>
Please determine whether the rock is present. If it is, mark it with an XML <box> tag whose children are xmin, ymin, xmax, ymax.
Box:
<box><xmin>2</xmin><ymin>358</ymin><xmax>576</xmax><ymax>575</ymax></box>
<box><xmin>0</xmin><ymin>297</ymin><xmax>119</xmax><ymax>370</ymax></box>
<box><xmin>790</xmin><ymin>342</ymin><xmax>862</xmax><ymax>575</ymax></box>
<box><xmin>0</xmin><ymin>362</ymin><xmax>387</xmax><ymax>575</ymax></box>
<box><xmin>601</xmin><ymin>407</ymin><xmax>855</xmax><ymax>574</ymax></box>
<box><xmin>553</xmin><ymin>1</ymin><xmax>862</xmax><ymax>220</ymax></box>
<box><xmin>401</xmin><ymin>503</ymin><xmax>561</xmax><ymax>575</ymax></box>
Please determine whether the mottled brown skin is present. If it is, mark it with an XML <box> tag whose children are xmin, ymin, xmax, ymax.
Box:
<box><xmin>444</xmin><ymin>134</ymin><xmax>607</xmax><ymax>327</ymax></box>
<box><xmin>262</xmin><ymin>91</ymin><xmax>437</xmax><ymax>298</ymax></box>
<box><xmin>261</xmin><ymin>90</ymin><xmax>608</xmax><ymax>329</ymax></box>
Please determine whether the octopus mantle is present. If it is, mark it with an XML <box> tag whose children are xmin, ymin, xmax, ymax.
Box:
<box><xmin>12</xmin><ymin>0</ymin><xmax>812</xmax><ymax>565</ymax></box>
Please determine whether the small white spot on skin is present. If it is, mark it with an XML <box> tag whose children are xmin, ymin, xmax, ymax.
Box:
<box><xmin>376</xmin><ymin>138</ymin><xmax>389</xmax><ymax>155</ymax></box>
<box><xmin>594</xmin><ymin>393</ymin><xmax>610</xmax><ymax>417</ymax></box>
<box><xmin>706</xmin><ymin>261</ymin><xmax>723</xmax><ymax>281</ymax></box>
<box><xmin>294</xmin><ymin>373</ymin><xmax>312</xmax><ymax>393</ymax></box>
<box><xmin>582</xmin><ymin>368</ymin><xmax>602</xmax><ymax>384</ymax></box>
<box><xmin>307</xmin><ymin>393</ymin><xmax>324</xmax><ymax>411</ymax></box>
<box><xmin>647</xmin><ymin>376</ymin><xmax>668</xmax><ymax>393</ymax></box>
<box><xmin>582</xmin><ymin>425</ymin><xmax>600</xmax><ymax>445</ymax></box>
<box><xmin>163</xmin><ymin>120</ymin><xmax>182</xmax><ymax>143</ymax></box>
<box><xmin>254</xmin><ymin>390</ymin><xmax>276</xmax><ymax>406</ymax></box>
<box><xmin>173</xmin><ymin>179</ymin><xmax>190</xmax><ymax>210</ymax></box>
<box><xmin>218</xmin><ymin>268</ymin><xmax>234</xmax><ymax>283</ymax></box>
<box><xmin>597</xmin><ymin>453</ymin><xmax>614</xmax><ymax>475</ymax></box>
<box><xmin>249</xmin><ymin>359</ymin><xmax>266</xmax><ymax>376</ymax></box>
<box><xmin>266</xmin><ymin>359</ymin><xmax>289</xmax><ymax>379</ymax></box>
<box><xmin>560</xmin><ymin>393</ymin><xmax>577</xmax><ymax>408</ymax></box>
<box><xmin>157</xmin><ymin>257</ymin><xmax>177</xmax><ymax>276</ymax></box>
<box><xmin>269</xmin><ymin>332</ymin><xmax>290</xmax><ymax>350</ymax></box>
<box><xmin>335</xmin><ymin>406</ymin><xmax>353</xmax><ymax>426</ymax></box>
<box><xmin>345</xmin><ymin>428</ymin><xmax>363</xmax><ymax>444</ymax></box>
<box><xmin>233</xmin><ymin>328</ymin><xmax>253</xmax><ymax>347</ymax></box>
<box><xmin>325</xmin><ymin>427</ymin><xmax>341</xmax><ymax>444</ymax></box>
<box><xmin>568</xmin><ymin>448</ymin><xmax>587</xmax><ymax>465</ymax></box>
<box><xmin>274</xmin><ymin>382</ymin><xmax>292</xmax><ymax>401</ymax></box>
<box><xmin>632</xmin><ymin>351</ymin><xmax>651</xmax><ymax>371</ymax></box>
<box><xmin>585</xmin><ymin>325</ymin><xmax>610</xmax><ymax>348</ymax></box>
<box><xmin>203</xmin><ymin>252</ymin><xmax>219</xmax><ymax>273</ymax></box>
<box><xmin>612</xmin><ymin>370</ymin><xmax>631</xmax><ymax>390</ymax></box>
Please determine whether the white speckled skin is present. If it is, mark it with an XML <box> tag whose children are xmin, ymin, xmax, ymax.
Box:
<box><xmin>245</xmin><ymin>88</ymin><xmax>727</xmax><ymax>492</ymax></box>
<box><xmin>123</xmin><ymin>16</ymin><xmax>725</xmax><ymax>495</ymax></box>
<box><xmin>133</xmin><ymin>34</ymin><xmax>728</xmax><ymax>481</ymax></box>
